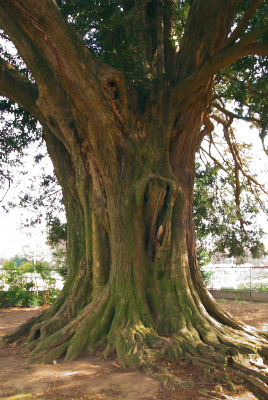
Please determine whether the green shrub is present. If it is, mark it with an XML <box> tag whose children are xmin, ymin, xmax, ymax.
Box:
<box><xmin>253</xmin><ymin>283</ymin><xmax>268</xmax><ymax>292</ymax></box>
<box><xmin>0</xmin><ymin>256</ymin><xmax>62</xmax><ymax>307</ymax></box>
<box><xmin>201</xmin><ymin>268</ymin><xmax>214</xmax><ymax>286</ymax></box>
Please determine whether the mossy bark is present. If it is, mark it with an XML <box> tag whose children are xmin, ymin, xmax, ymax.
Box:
<box><xmin>5</xmin><ymin>119</ymin><xmax>268</xmax><ymax>372</ymax></box>
<box><xmin>1</xmin><ymin>1</ymin><xmax>268</xmax><ymax>392</ymax></box>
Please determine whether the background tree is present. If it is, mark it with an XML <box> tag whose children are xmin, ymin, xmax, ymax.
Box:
<box><xmin>195</xmin><ymin>147</ymin><xmax>268</xmax><ymax>265</ymax></box>
<box><xmin>1</xmin><ymin>0</ymin><xmax>268</xmax><ymax>391</ymax></box>
<box><xmin>0</xmin><ymin>31</ymin><xmax>42</xmax><ymax>204</ymax></box>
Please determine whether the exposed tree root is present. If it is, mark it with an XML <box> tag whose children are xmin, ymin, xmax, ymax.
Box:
<box><xmin>235</xmin><ymin>371</ymin><xmax>268</xmax><ymax>397</ymax></box>
<box><xmin>228</xmin><ymin>355</ymin><xmax>268</xmax><ymax>398</ymax></box>
<box><xmin>22</xmin><ymin>287</ymin><xmax>112</xmax><ymax>364</ymax></box>
<box><xmin>2</xmin><ymin>286</ymin><xmax>268</xmax><ymax>399</ymax></box>
<box><xmin>2</xmin><ymin>267</ymin><xmax>93</xmax><ymax>345</ymax></box>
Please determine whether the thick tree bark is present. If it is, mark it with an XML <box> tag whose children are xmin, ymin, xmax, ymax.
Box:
<box><xmin>1</xmin><ymin>0</ymin><xmax>268</xmax><ymax>392</ymax></box>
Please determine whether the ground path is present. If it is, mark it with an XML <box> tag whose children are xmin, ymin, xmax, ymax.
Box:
<box><xmin>0</xmin><ymin>299</ymin><xmax>267</xmax><ymax>400</ymax></box>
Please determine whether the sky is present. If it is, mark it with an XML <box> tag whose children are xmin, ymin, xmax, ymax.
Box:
<box><xmin>0</xmin><ymin>142</ymin><xmax>54</xmax><ymax>261</ymax></box>
<box><xmin>0</xmin><ymin>120</ymin><xmax>268</xmax><ymax>261</ymax></box>
<box><xmin>0</xmin><ymin>209</ymin><xmax>50</xmax><ymax>260</ymax></box>
<box><xmin>235</xmin><ymin>120</ymin><xmax>268</xmax><ymax>183</ymax></box>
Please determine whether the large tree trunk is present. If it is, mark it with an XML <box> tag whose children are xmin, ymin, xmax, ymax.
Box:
<box><xmin>1</xmin><ymin>0</ymin><xmax>268</xmax><ymax>390</ymax></box>
<box><xmin>6</xmin><ymin>102</ymin><xmax>268</xmax><ymax>370</ymax></box>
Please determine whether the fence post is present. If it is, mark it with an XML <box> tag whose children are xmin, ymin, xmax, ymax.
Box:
<box><xmin>250</xmin><ymin>266</ymin><xmax>252</xmax><ymax>298</ymax></box>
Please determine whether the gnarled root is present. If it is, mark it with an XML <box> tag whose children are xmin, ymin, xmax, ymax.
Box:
<box><xmin>2</xmin><ymin>290</ymin><xmax>268</xmax><ymax>399</ymax></box>
<box><xmin>23</xmin><ymin>287</ymin><xmax>113</xmax><ymax>364</ymax></box>
<box><xmin>227</xmin><ymin>354</ymin><xmax>268</xmax><ymax>398</ymax></box>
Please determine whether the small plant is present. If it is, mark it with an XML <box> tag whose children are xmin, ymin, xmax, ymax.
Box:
<box><xmin>238</xmin><ymin>283</ymin><xmax>250</xmax><ymax>290</ymax></box>
<box><xmin>235</xmin><ymin>297</ymin><xmax>245</xmax><ymax>303</ymax></box>
<box><xmin>253</xmin><ymin>283</ymin><xmax>268</xmax><ymax>292</ymax></box>
<box><xmin>201</xmin><ymin>268</ymin><xmax>214</xmax><ymax>286</ymax></box>
<box><xmin>28</xmin><ymin>293</ymin><xmax>43</xmax><ymax>307</ymax></box>
<box><xmin>43</xmin><ymin>288</ymin><xmax>61</xmax><ymax>304</ymax></box>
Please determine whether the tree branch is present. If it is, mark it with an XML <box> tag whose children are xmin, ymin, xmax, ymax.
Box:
<box><xmin>197</xmin><ymin>113</ymin><xmax>214</xmax><ymax>148</ymax></box>
<box><xmin>213</xmin><ymin>103</ymin><xmax>260</xmax><ymax>125</ymax></box>
<box><xmin>0</xmin><ymin>57</ymin><xmax>43</xmax><ymax>121</ymax></box>
<box><xmin>0</xmin><ymin>2</ymin><xmax>102</xmax><ymax>151</ymax></box>
<box><xmin>0</xmin><ymin>3</ymin><xmax>62</xmax><ymax>98</ymax></box>
<box><xmin>170</xmin><ymin>0</ymin><xmax>268</xmax><ymax>119</ymax></box>
<box><xmin>223</xmin><ymin>121</ymin><xmax>268</xmax><ymax>196</ymax></box>
<box><xmin>171</xmin><ymin>38</ymin><xmax>268</xmax><ymax>118</ymax></box>
<box><xmin>0</xmin><ymin>0</ymin><xmax>130</xmax><ymax>151</ymax></box>
<box><xmin>243</xmin><ymin>41</ymin><xmax>268</xmax><ymax>56</ymax></box>
<box><xmin>199</xmin><ymin>146</ymin><xmax>229</xmax><ymax>175</ymax></box>
<box><xmin>224</xmin><ymin>0</ymin><xmax>265</xmax><ymax>47</ymax></box>
<box><xmin>0</xmin><ymin>175</ymin><xmax>11</xmax><ymax>204</ymax></box>
<box><xmin>2</xmin><ymin>0</ymin><xmax>126</xmax><ymax>113</ymax></box>
<box><xmin>204</xmin><ymin>113</ymin><xmax>268</xmax><ymax>199</ymax></box>
<box><xmin>229</xmin><ymin>15</ymin><xmax>268</xmax><ymax>48</ymax></box>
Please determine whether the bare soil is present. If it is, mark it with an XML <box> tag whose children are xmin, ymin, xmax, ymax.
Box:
<box><xmin>0</xmin><ymin>299</ymin><xmax>267</xmax><ymax>400</ymax></box>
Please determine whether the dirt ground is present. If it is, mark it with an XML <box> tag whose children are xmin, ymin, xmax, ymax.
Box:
<box><xmin>0</xmin><ymin>299</ymin><xmax>267</xmax><ymax>400</ymax></box>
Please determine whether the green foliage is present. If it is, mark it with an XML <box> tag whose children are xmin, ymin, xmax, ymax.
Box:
<box><xmin>46</xmin><ymin>215</ymin><xmax>67</xmax><ymax>248</ymax></box>
<box><xmin>239</xmin><ymin>282</ymin><xmax>268</xmax><ymax>292</ymax></box>
<box><xmin>200</xmin><ymin>268</ymin><xmax>214</xmax><ymax>286</ymax></box>
<box><xmin>51</xmin><ymin>245</ymin><xmax>68</xmax><ymax>279</ymax></box>
<box><xmin>255</xmin><ymin>284</ymin><xmax>268</xmax><ymax>292</ymax></box>
<box><xmin>0</xmin><ymin>99</ymin><xmax>42</xmax><ymax>204</ymax></box>
<box><xmin>215</xmin><ymin>55</ymin><xmax>268</xmax><ymax>141</ymax></box>
<box><xmin>46</xmin><ymin>216</ymin><xmax>68</xmax><ymax>279</ymax></box>
<box><xmin>172</xmin><ymin>0</ymin><xmax>191</xmax><ymax>43</ymax></box>
<box><xmin>59</xmin><ymin>0</ymin><xmax>152</xmax><ymax>85</ymax></box>
<box><xmin>0</xmin><ymin>256</ymin><xmax>62</xmax><ymax>307</ymax></box>
<box><xmin>194</xmin><ymin>162</ymin><xmax>267</xmax><ymax>263</ymax></box>
<box><xmin>2</xmin><ymin>259</ymin><xmax>37</xmax><ymax>307</ymax></box>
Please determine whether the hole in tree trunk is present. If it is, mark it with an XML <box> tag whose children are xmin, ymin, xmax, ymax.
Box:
<box><xmin>34</xmin><ymin>329</ymin><xmax>41</xmax><ymax>340</ymax></box>
<box><xmin>102</xmin><ymin>231</ymin><xmax>111</xmax><ymax>285</ymax></box>
<box><xmin>108</xmin><ymin>81</ymin><xmax>119</xmax><ymax>99</ymax></box>
<box><xmin>144</xmin><ymin>179</ymin><xmax>169</xmax><ymax>261</ymax></box>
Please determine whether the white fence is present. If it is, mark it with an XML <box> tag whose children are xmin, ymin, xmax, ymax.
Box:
<box><xmin>203</xmin><ymin>264</ymin><xmax>268</xmax><ymax>293</ymax></box>
<box><xmin>0</xmin><ymin>268</ymin><xmax>64</xmax><ymax>291</ymax></box>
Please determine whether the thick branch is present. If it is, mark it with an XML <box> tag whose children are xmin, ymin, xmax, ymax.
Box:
<box><xmin>1</xmin><ymin>0</ymin><xmax>130</xmax><ymax>180</ymax></box>
<box><xmin>242</xmin><ymin>41</ymin><xmax>268</xmax><ymax>56</ymax></box>
<box><xmin>0</xmin><ymin>9</ymin><xmax>82</xmax><ymax>149</ymax></box>
<box><xmin>0</xmin><ymin>5</ymin><xmax>58</xmax><ymax>93</ymax></box>
<box><xmin>163</xmin><ymin>0</ymin><xmax>175</xmax><ymax>76</ymax></box>
<box><xmin>171</xmin><ymin>39</ymin><xmax>268</xmax><ymax>118</ymax></box>
<box><xmin>2</xmin><ymin>0</ymin><xmax>127</xmax><ymax>117</ymax></box>
<box><xmin>197</xmin><ymin>112</ymin><xmax>214</xmax><ymax>148</ymax></box>
<box><xmin>0</xmin><ymin>57</ymin><xmax>44</xmax><ymax>121</ymax></box>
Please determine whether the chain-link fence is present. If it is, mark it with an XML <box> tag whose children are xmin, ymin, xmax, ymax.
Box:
<box><xmin>202</xmin><ymin>265</ymin><xmax>268</xmax><ymax>293</ymax></box>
